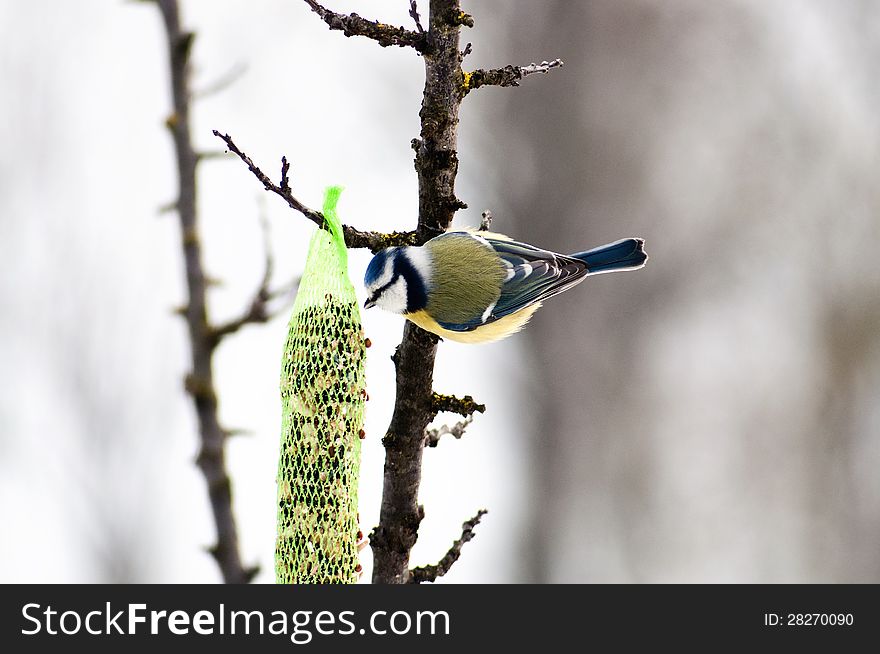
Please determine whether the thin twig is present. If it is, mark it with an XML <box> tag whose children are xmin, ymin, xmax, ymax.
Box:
<box><xmin>519</xmin><ymin>59</ymin><xmax>565</xmax><ymax>77</ymax></box>
<box><xmin>431</xmin><ymin>392</ymin><xmax>486</xmax><ymax>419</ymax></box>
<box><xmin>409</xmin><ymin>0</ymin><xmax>425</xmax><ymax>33</ymax></box>
<box><xmin>156</xmin><ymin>0</ymin><xmax>256</xmax><ymax>584</ymax></box>
<box><xmin>210</xmin><ymin>211</ymin><xmax>286</xmax><ymax>343</ymax></box>
<box><xmin>267</xmin><ymin>275</ymin><xmax>301</xmax><ymax>302</ymax></box>
<box><xmin>196</xmin><ymin>150</ymin><xmax>228</xmax><ymax>162</ymax></box>
<box><xmin>158</xmin><ymin>200</ymin><xmax>178</xmax><ymax>215</ymax></box>
<box><xmin>213</xmin><ymin>130</ymin><xmax>419</xmax><ymax>253</ymax></box>
<box><xmin>425</xmin><ymin>414</ymin><xmax>474</xmax><ymax>448</ymax></box>
<box><xmin>224</xmin><ymin>427</ymin><xmax>254</xmax><ymax>438</ymax></box>
<box><xmin>302</xmin><ymin>0</ymin><xmax>429</xmax><ymax>52</ymax></box>
<box><xmin>280</xmin><ymin>156</ymin><xmax>292</xmax><ymax>194</ymax></box>
<box><xmin>213</xmin><ymin>130</ymin><xmax>323</xmax><ymax>224</ymax></box>
<box><xmin>194</xmin><ymin>61</ymin><xmax>248</xmax><ymax>99</ymax></box>
<box><xmin>408</xmin><ymin>510</ymin><xmax>488</xmax><ymax>583</ymax></box>
<box><xmin>465</xmin><ymin>58</ymin><xmax>564</xmax><ymax>94</ymax></box>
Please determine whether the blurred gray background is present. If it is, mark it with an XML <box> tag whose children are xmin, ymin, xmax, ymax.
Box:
<box><xmin>1</xmin><ymin>1</ymin><xmax>878</xmax><ymax>583</ymax></box>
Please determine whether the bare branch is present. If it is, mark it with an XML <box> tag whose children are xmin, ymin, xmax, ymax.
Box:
<box><xmin>196</xmin><ymin>150</ymin><xmax>228</xmax><ymax>162</ymax></box>
<box><xmin>425</xmin><ymin>414</ymin><xmax>474</xmax><ymax>448</ymax></box>
<box><xmin>194</xmin><ymin>61</ymin><xmax>248</xmax><ymax>99</ymax></box>
<box><xmin>302</xmin><ymin>0</ymin><xmax>429</xmax><ymax>52</ymax></box>
<box><xmin>223</xmin><ymin>427</ymin><xmax>255</xmax><ymax>438</ymax></box>
<box><xmin>158</xmin><ymin>200</ymin><xmax>178</xmax><ymax>215</ymax></box>
<box><xmin>465</xmin><ymin>58</ymin><xmax>564</xmax><ymax>94</ymax></box>
<box><xmin>372</xmin><ymin>0</ymin><xmax>474</xmax><ymax>584</ymax></box>
<box><xmin>211</xmin><ymin>206</ymin><xmax>304</xmax><ymax>343</ymax></box>
<box><xmin>431</xmin><ymin>392</ymin><xmax>486</xmax><ymax>419</ymax></box>
<box><xmin>156</xmin><ymin>0</ymin><xmax>253</xmax><ymax>583</ymax></box>
<box><xmin>409</xmin><ymin>0</ymin><xmax>425</xmax><ymax>33</ymax></box>
<box><xmin>210</xmin><ymin>300</ymin><xmax>268</xmax><ymax>343</ymax></box>
<box><xmin>268</xmin><ymin>277</ymin><xmax>301</xmax><ymax>305</ymax></box>
<box><xmin>408</xmin><ymin>510</ymin><xmax>488</xmax><ymax>583</ymax></box>
<box><xmin>519</xmin><ymin>59</ymin><xmax>565</xmax><ymax>76</ymax></box>
<box><xmin>280</xmin><ymin>156</ymin><xmax>292</xmax><ymax>195</ymax></box>
<box><xmin>212</xmin><ymin>130</ymin><xmax>323</xmax><ymax>224</ymax></box>
<box><xmin>213</xmin><ymin>130</ymin><xmax>419</xmax><ymax>253</ymax></box>
<box><xmin>210</xmin><ymin>213</ymin><xmax>275</xmax><ymax>342</ymax></box>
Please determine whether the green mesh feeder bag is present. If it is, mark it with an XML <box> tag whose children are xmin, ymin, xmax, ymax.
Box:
<box><xmin>277</xmin><ymin>186</ymin><xmax>366</xmax><ymax>584</ymax></box>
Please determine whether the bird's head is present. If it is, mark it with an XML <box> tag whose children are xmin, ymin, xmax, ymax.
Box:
<box><xmin>363</xmin><ymin>246</ymin><xmax>430</xmax><ymax>314</ymax></box>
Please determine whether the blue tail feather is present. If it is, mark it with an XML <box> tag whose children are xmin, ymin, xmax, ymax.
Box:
<box><xmin>572</xmin><ymin>238</ymin><xmax>647</xmax><ymax>274</ymax></box>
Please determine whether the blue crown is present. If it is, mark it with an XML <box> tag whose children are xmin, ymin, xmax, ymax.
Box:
<box><xmin>364</xmin><ymin>249</ymin><xmax>392</xmax><ymax>286</ymax></box>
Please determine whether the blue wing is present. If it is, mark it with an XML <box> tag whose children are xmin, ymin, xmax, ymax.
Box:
<box><xmin>436</xmin><ymin>233</ymin><xmax>589</xmax><ymax>332</ymax></box>
<box><xmin>490</xmin><ymin>237</ymin><xmax>589</xmax><ymax>318</ymax></box>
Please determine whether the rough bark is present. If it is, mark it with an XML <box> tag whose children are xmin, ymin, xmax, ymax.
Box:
<box><xmin>368</xmin><ymin>0</ymin><xmax>472</xmax><ymax>584</ymax></box>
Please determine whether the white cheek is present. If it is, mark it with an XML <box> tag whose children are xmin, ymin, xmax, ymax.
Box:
<box><xmin>377</xmin><ymin>277</ymin><xmax>409</xmax><ymax>314</ymax></box>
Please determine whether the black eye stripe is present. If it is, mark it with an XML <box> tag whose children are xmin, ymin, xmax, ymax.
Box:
<box><xmin>371</xmin><ymin>256</ymin><xmax>426</xmax><ymax>312</ymax></box>
<box><xmin>372</xmin><ymin>273</ymin><xmax>399</xmax><ymax>299</ymax></box>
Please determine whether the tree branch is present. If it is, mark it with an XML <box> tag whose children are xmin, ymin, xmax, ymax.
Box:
<box><xmin>409</xmin><ymin>0</ymin><xmax>425</xmax><ymax>34</ymax></box>
<box><xmin>367</xmin><ymin>0</ymin><xmax>472</xmax><ymax>584</ymax></box>
<box><xmin>302</xmin><ymin>0</ymin><xmax>429</xmax><ymax>52</ymax></box>
<box><xmin>299</xmin><ymin>0</ymin><xmax>560</xmax><ymax>585</ymax></box>
<box><xmin>464</xmin><ymin>58</ymin><xmax>564</xmax><ymax>94</ymax></box>
<box><xmin>194</xmin><ymin>61</ymin><xmax>248</xmax><ymax>99</ymax></box>
<box><xmin>210</xmin><ymin>212</ymin><xmax>298</xmax><ymax>343</ymax></box>
<box><xmin>408</xmin><ymin>510</ymin><xmax>488</xmax><ymax>583</ymax></box>
<box><xmin>425</xmin><ymin>414</ymin><xmax>474</xmax><ymax>448</ymax></box>
<box><xmin>156</xmin><ymin>0</ymin><xmax>256</xmax><ymax>584</ymax></box>
<box><xmin>212</xmin><ymin>130</ymin><xmax>419</xmax><ymax>253</ymax></box>
<box><xmin>431</xmin><ymin>392</ymin><xmax>486</xmax><ymax>419</ymax></box>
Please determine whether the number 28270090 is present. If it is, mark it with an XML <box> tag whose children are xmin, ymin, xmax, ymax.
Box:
<box><xmin>764</xmin><ymin>613</ymin><xmax>853</xmax><ymax>627</ymax></box>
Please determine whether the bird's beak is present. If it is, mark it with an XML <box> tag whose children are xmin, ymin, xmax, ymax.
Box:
<box><xmin>364</xmin><ymin>299</ymin><xmax>376</xmax><ymax>309</ymax></box>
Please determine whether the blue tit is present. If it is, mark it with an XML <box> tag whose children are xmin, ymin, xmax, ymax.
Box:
<box><xmin>363</xmin><ymin>229</ymin><xmax>647</xmax><ymax>344</ymax></box>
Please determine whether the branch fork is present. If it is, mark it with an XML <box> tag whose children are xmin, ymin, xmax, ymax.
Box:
<box><xmin>408</xmin><ymin>509</ymin><xmax>488</xmax><ymax>583</ymax></box>
<box><xmin>213</xmin><ymin>130</ymin><xmax>419</xmax><ymax>253</ymax></box>
<box><xmin>303</xmin><ymin>0</ymin><xmax>429</xmax><ymax>52</ymax></box>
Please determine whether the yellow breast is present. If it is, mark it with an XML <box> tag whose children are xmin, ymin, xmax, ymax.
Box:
<box><xmin>405</xmin><ymin>304</ymin><xmax>542</xmax><ymax>344</ymax></box>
